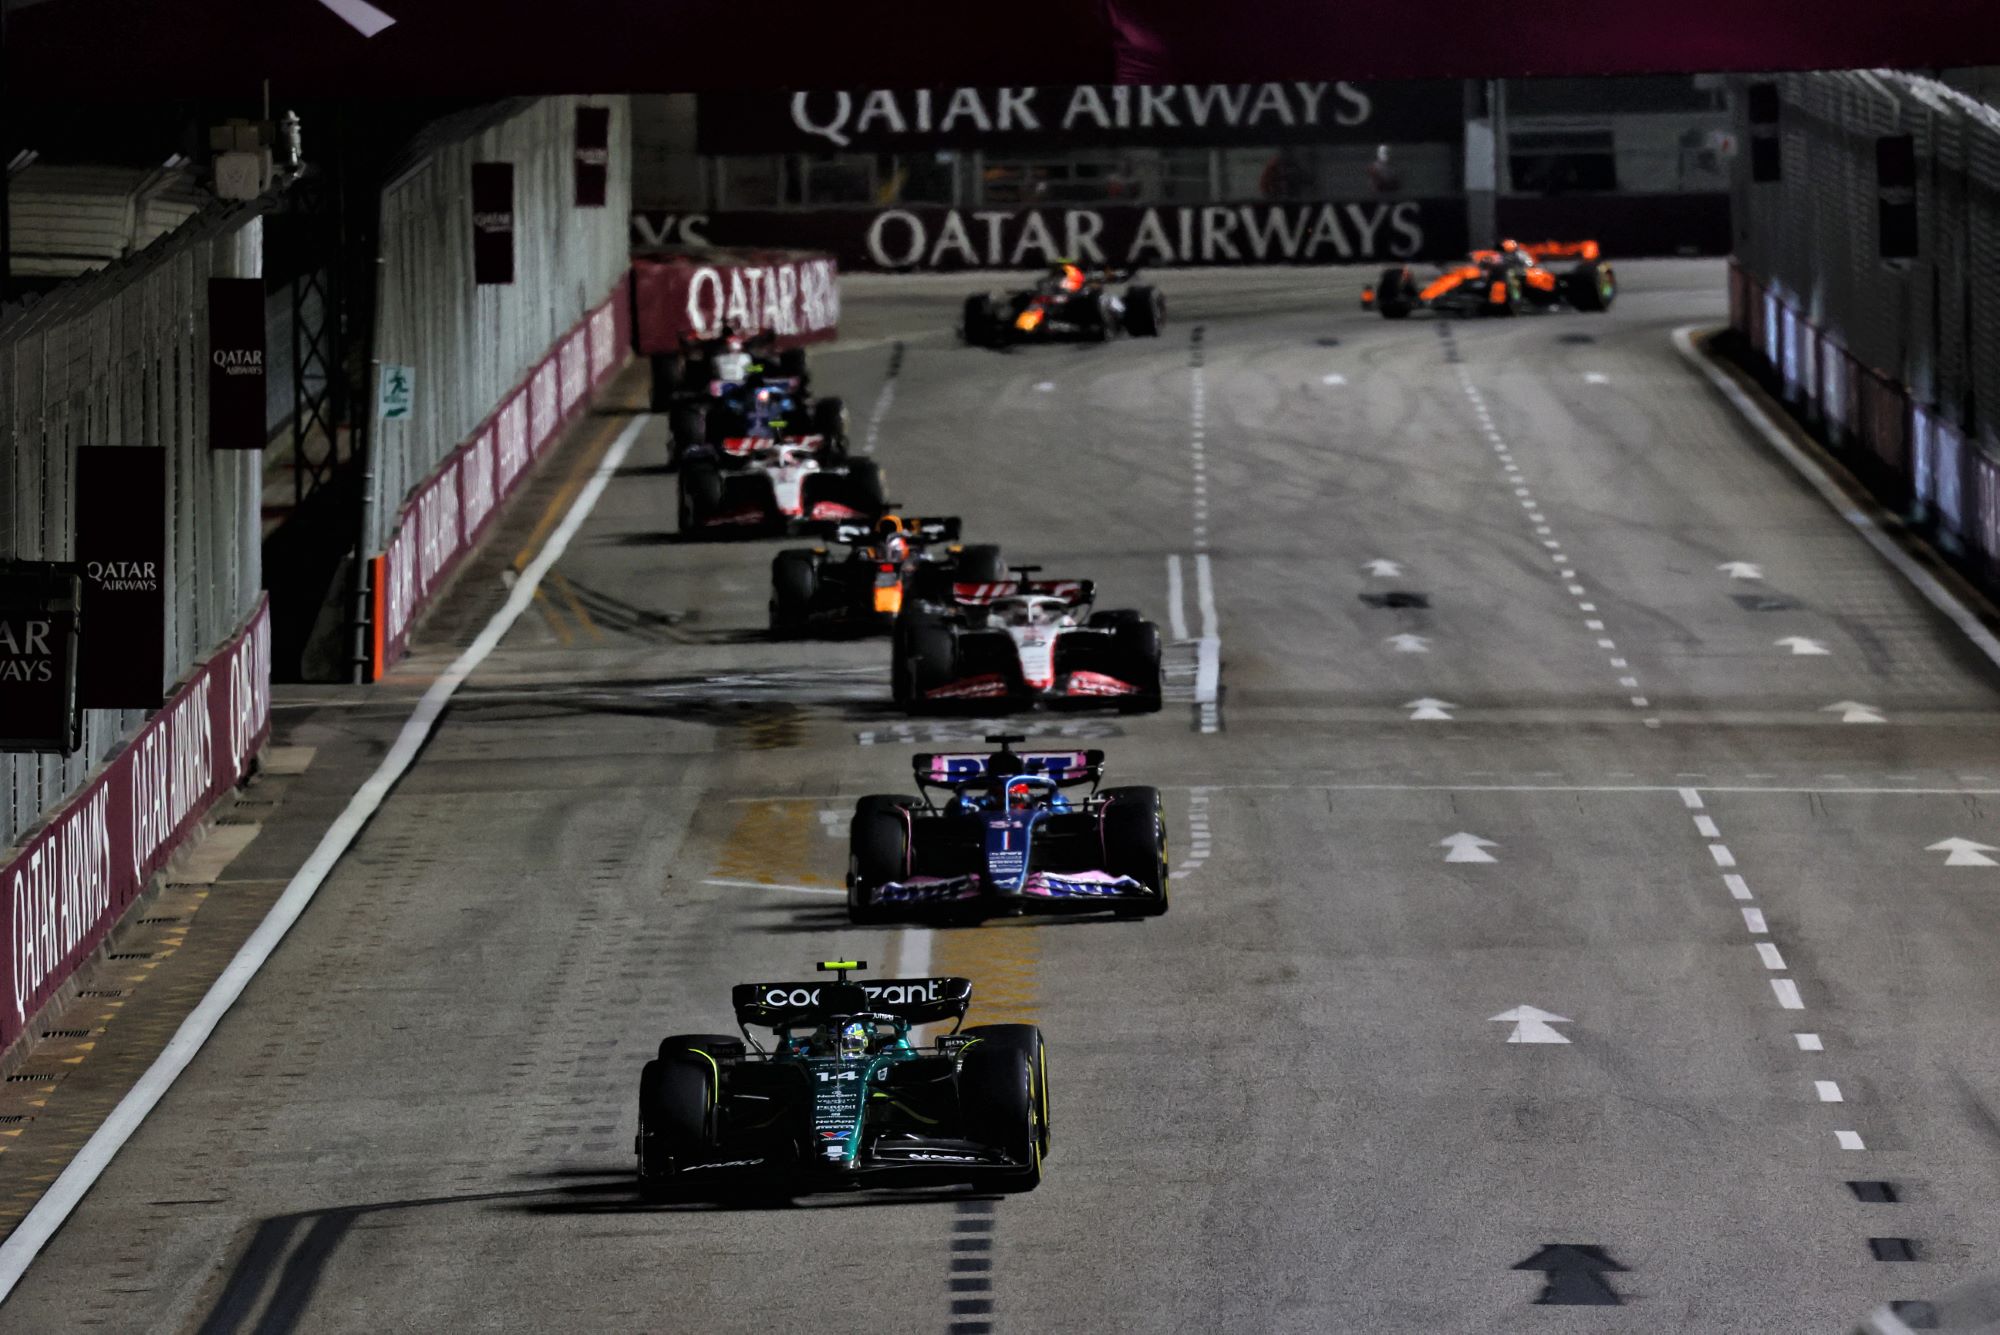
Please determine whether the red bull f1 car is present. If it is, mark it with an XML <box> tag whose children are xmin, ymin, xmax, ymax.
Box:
<box><xmin>891</xmin><ymin>567</ymin><xmax>1163</xmax><ymax>713</ymax></box>
<box><xmin>847</xmin><ymin>736</ymin><xmax>1169</xmax><ymax>923</ymax></box>
<box><xmin>636</xmin><ymin>961</ymin><xmax>1047</xmax><ymax>1200</ymax></box>
<box><xmin>1362</xmin><ymin>239</ymin><xmax>1615</xmax><ymax>318</ymax></box>
<box><xmin>769</xmin><ymin>514</ymin><xmax>1007</xmax><ymax>637</ymax></box>
<box><xmin>963</xmin><ymin>262</ymin><xmax>1165</xmax><ymax>347</ymax></box>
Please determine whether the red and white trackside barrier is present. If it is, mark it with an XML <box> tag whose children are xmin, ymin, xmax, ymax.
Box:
<box><xmin>369</xmin><ymin>288</ymin><xmax>631</xmax><ymax>677</ymax></box>
<box><xmin>2</xmin><ymin>598</ymin><xmax>271</xmax><ymax>1054</ymax></box>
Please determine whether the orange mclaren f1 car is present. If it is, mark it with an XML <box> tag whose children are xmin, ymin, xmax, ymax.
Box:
<box><xmin>1362</xmin><ymin>239</ymin><xmax>1615</xmax><ymax>318</ymax></box>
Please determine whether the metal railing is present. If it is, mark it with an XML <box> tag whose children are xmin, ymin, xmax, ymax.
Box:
<box><xmin>1731</xmin><ymin>69</ymin><xmax>2000</xmax><ymax>460</ymax></box>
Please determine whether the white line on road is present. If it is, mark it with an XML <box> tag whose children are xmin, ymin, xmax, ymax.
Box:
<box><xmin>1816</xmin><ymin>1080</ymin><xmax>1844</xmax><ymax>1102</ymax></box>
<box><xmin>1742</xmin><ymin>908</ymin><xmax>1769</xmax><ymax>933</ymax></box>
<box><xmin>1709</xmin><ymin>844</ymin><xmax>1737</xmax><ymax>868</ymax></box>
<box><xmin>1757</xmin><ymin>943</ymin><xmax>1787</xmax><ymax>970</ymax></box>
<box><xmin>1836</xmin><ymin>1130</ymin><xmax>1867</xmax><ymax>1150</ymax></box>
<box><xmin>0</xmin><ymin>411</ymin><xmax>652</xmax><ymax>1303</ymax></box>
<box><xmin>1772</xmin><ymin>979</ymin><xmax>1804</xmax><ymax>1009</ymax></box>
<box><xmin>1195</xmin><ymin>552</ymin><xmax>1218</xmax><ymax>637</ymax></box>
<box><xmin>894</xmin><ymin>926</ymin><xmax>933</xmax><ymax>981</ymax></box>
<box><xmin>1679</xmin><ymin>788</ymin><xmax>1705</xmax><ymax>809</ymax></box>
<box><xmin>1796</xmin><ymin>1033</ymin><xmax>1824</xmax><ymax>1051</ymax></box>
<box><xmin>1694</xmin><ymin>816</ymin><xmax>1720</xmax><ymax>837</ymax></box>
<box><xmin>1165</xmin><ymin>554</ymin><xmax>1189</xmax><ymax>641</ymax></box>
<box><xmin>704</xmin><ymin>878</ymin><xmax>844</xmax><ymax>896</ymax></box>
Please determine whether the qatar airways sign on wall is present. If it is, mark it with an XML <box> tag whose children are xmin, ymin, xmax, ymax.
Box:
<box><xmin>696</xmin><ymin>81</ymin><xmax>1464</xmax><ymax>152</ymax></box>
<box><xmin>627</xmin><ymin>253</ymin><xmax>841</xmax><ymax>355</ymax></box>
<box><xmin>1</xmin><ymin>599</ymin><xmax>269</xmax><ymax>1055</ymax></box>
<box><xmin>637</xmin><ymin>201</ymin><xmax>1469</xmax><ymax>273</ymax></box>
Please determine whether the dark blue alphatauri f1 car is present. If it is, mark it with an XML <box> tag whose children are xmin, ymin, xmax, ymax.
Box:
<box><xmin>846</xmin><ymin>736</ymin><xmax>1169</xmax><ymax>924</ymax></box>
<box><xmin>637</xmin><ymin>961</ymin><xmax>1048</xmax><ymax>1201</ymax></box>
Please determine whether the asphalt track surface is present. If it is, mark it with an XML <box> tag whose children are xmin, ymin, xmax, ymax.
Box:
<box><xmin>13</xmin><ymin>262</ymin><xmax>2000</xmax><ymax>1332</ymax></box>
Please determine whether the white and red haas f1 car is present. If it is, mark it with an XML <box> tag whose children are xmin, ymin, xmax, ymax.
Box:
<box><xmin>677</xmin><ymin>435</ymin><xmax>887</xmax><ymax>536</ymax></box>
<box><xmin>891</xmin><ymin>567</ymin><xmax>1162</xmax><ymax>713</ymax></box>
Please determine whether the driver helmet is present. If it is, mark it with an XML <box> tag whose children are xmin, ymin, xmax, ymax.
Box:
<box><xmin>1008</xmin><ymin>779</ymin><xmax>1036</xmax><ymax>812</ymax></box>
<box><xmin>882</xmin><ymin>533</ymin><xmax>910</xmax><ymax>563</ymax></box>
<box><xmin>1057</xmin><ymin>262</ymin><xmax>1086</xmax><ymax>293</ymax></box>
<box><xmin>715</xmin><ymin>333</ymin><xmax>753</xmax><ymax>383</ymax></box>
<box><xmin>837</xmin><ymin>1021</ymin><xmax>869</xmax><ymax>1059</ymax></box>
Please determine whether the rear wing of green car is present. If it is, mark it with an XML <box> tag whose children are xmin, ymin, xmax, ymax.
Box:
<box><xmin>731</xmin><ymin>976</ymin><xmax>973</xmax><ymax>1029</ymax></box>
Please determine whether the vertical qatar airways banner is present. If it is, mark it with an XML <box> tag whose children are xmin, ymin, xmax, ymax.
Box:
<box><xmin>575</xmin><ymin>106</ymin><xmax>611</xmax><ymax>208</ymax></box>
<box><xmin>76</xmin><ymin>446</ymin><xmax>167</xmax><ymax>709</ymax></box>
<box><xmin>0</xmin><ymin>598</ymin><xmax>269</xmax><ymax>1055</ymax></box>
<box><xmin>207</xmin><ymin>277</ymin><xmax>267</xmax><ymax>449</ymax></box>
<box><xmin>472</xmin><ymin>162</ymin><xmax>516</xmax><ymax>285</ymax></box>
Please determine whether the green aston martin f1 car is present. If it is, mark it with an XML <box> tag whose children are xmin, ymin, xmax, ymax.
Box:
<box><xmin>636</xmin><ymin>961</ymin><xmax>1048</xmax><ymax>1201</ymax></box>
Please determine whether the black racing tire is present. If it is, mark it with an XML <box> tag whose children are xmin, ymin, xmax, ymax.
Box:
<box><xmin>666</xmin><ymin>405</ymin><xmax>705</xmax><ymax>470</ymax></box>
<box><xmin>963</xmin><ymin>294</ymin><xmax>998</xmax><ymax>346</ymax></box>
<box><xmin>962</xmin><ymin>1024</ymin><xmax>1050</xmax><ymax>1158</ymax></box>
<box><xmin>678</xmin><ymin>462</ymin><xmax>723</xmax><ymax>535</ymax></box>
<box><xmin>955</xmin><ymin>544</ymin><xmax>1007</xmax><ymax>583</ymax></box>
<box><xmin>770</xmin><ymin>550</ymin><xmax>819</xmax><ymax>636</ymax></box>
<box><xmin>657</xmin><ymin>1033</ymin><xmax>744</xmax><ymax>1064</ymax></box>
<box><xmin>849</xmin><ymin>796</ymin><xmax>917</xmax><ymax>924</ymax></box>
<box><xmin>637</xmin><ymin>1053</ymin><xmax>718</xmax><ymax>1199</ymax></box>
<box><xmin>1376</xmin><ymin>266</ymin><xmax>1415</xmax><ymax>319</ymax></box>
<box><xmin>900</xmin><ymin>619</ymin><xmax>958</xmax><ymax>709</ymax></box>
<box><xmin>959</xmin><ymin>1038</ymin><xmax>1043</xmax><ymax>1191</ymax></box>
<box><xmin>1566</xmin><ymin>259</ymin><xmax>1616</xmax><ymax>312</ymax></box>
<box><xmin>649</xmin><ymin>353</ymin><xmax>685</xmax><ymax>412</ymax></box>
<box><xmin>1101</xmin><ymin>784</ymin><xmax>1169</xmax><ymax>914</ymax></box>
<box><xmin>1123</xmin><ymin>285</ymin><xmax>1164</xmax><ymax>337</ymax></box>
<box><xmin>811</xmin><ymin>397</ymin><xmax>850</xmax><ymax>460</ymax></box>
<box><xmin>1113</xmin><ymin>621</ymin><xmax>1164</xmax><ymax>714</ymax></box>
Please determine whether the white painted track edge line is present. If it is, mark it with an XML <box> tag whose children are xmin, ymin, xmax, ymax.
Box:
<box><xmin>1166</xmin><ymin>554</ymin><xmax>1189</xmax><ymax>642</ymax></box>
<box><xmin>703</xmin><ymin>878</ymin><xmax>844</xmax><ymax>896</ymax></box>
<box><xmin>1673</xmin><ymin>325</ymin><xmax>2000</xmax><ymax>674</ymax></box>
<box><xmin>0</xmin><ymin>412</ymin><xmax>651</xmax><ymax>1304</ymax></box>
<box><xmin>1194</xmin><ymin>553</ymin><xmax>1218</xmax><ymax>640</ymax></box>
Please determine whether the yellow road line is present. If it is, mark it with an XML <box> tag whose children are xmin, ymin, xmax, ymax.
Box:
<box><xmin>514</xmin><ymin>415</ymin><xmax>626</xmax><ymax>572</ymax></box>
<box><xmin>711</xmin><ymin>800</ymin><xmax>833</xmax><ymax>886</ymax></box>
<box><xmin>533</xmin><ymin>587</ymin><xmax>574</xmax><ymax>646</ymax></box>
<box><xmin>551</xmin><ymin>572</ymin><xmax>605</xmax><ymax>642</ymax></box>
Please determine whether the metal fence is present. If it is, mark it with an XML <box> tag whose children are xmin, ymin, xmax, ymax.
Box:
<box><xmin>1</xmin><ymin>204</ymin><xmax>267</xmax><ymax>850</ymax></box>
<box><xmin>367</xmin><ymin>95</ymin><xmax>632</xmax><ymax>554</ymax></box>
<box><xmin>1731</xmin><ymin>69</ymin><xmax>2000</xmax><ymax>460</ymax></box>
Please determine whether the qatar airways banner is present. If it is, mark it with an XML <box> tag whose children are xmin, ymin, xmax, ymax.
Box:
<box><xmin>696</xmin><ymin>81</ymin><xmax>1464</xmax><ymax>153</ymax></box>
<box><xmin>0</xmin><ymin>597</ymin><xmax>269</xmax><ymax>1055</ymax></box>
<box><xmin>634</xmin><ymin>200</ymin><xmax>1468</xmax><ymax>273</ymax></box>
<box><xmin>627</xmin><ymin>252</ymin><xmax>841</xmax><ymax>356</ymax></box>
<box><xmin>371</xmin><ymin>287</ymin><xmax>631</xmax><ymax>677</ymax></box>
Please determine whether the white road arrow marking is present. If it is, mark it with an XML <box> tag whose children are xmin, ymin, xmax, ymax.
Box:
<box><xmin>1718</xmin><ymin>561</ymin><xmax>1764</xmax><ymax>580</ymax></box>
<box><xmin>1405</xmin><ymin>697</ymin><xmax>1456</xmax><ymax>721</ymax></box>
<box><xmin>1776</xmin><ymin>636</ymin><xmax>1831</xmax><ymax>656</ymax></box>
<box><xmin>315</xmin><ymin>0</ymin><xmax>397</xmax><ymax>35</ymax></box>
<box><xmin>1441</xmin><ymin>832</ymin><xmax>1498</xmax><ymax>863</ymax></box>
<box><xmin>1822</xmin><ymin>701</ymin><xmax>1886</xmax><ymax>724</ymax></box>
<box><xmin>1490</xmin><ymin>1006</ymin><xmax>1570</xmax><ymax>1044</ymax></box>
<box><xmin>1927</xmin><ymin>837</ymin><xmax>2000</xmax><ymax>867</ymax></box>
<box><xmin>1363</xmin><ymin>558</ymin><xmax>1404</xmax><ymax>578</ymax></box>
<box><xmin>1386</xmin><ymin>633</ymin><xmax>1431</xmax><ymax>653</ymax></box>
